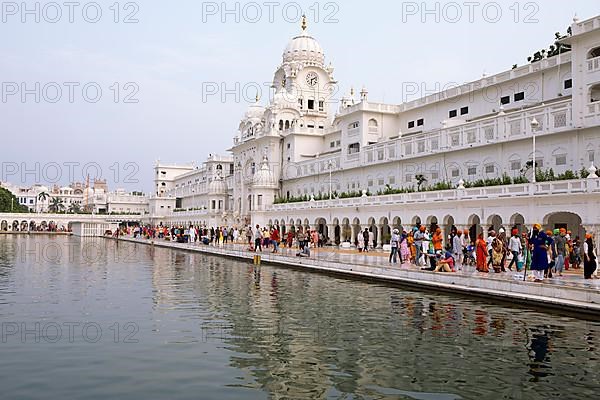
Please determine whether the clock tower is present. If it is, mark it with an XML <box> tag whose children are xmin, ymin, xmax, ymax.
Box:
<box><xmin>270</xmin><ymin>15</ymin><xmax>337</xmax><ymax>129</ymax></box>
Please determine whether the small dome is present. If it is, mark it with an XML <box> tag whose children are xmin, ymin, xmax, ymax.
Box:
<box><xmin>245</xmin><ymin>102</ymin><xmax>265</xmax><ymax>120</ymax></box>
<box><xmin>283</xmin><ymin>33</ymin><xmax>324</xmax><ymax>65</ymax></box>
<box><xmin>208</xmin><ymin>175</ymin><xmax>228</xmax><ymax>195</ymax></box>
<box><xmin>253</xmin><ymin>156</ymin><xmax>278</xmax><ymax>189</ymax></box>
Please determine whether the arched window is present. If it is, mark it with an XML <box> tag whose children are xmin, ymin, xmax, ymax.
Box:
<box><xmin>368</xmin><ymin>119</ymin><xmax>378</xmax><ymax>134</ymax></box>
<box><xmin>552</xmin><ymin>147</ymin><xmax>568</xmax><ymax>166</ymax></box>
<box><xmin>285</xmin><ymin>120</ymin><xmax>290</xmax><ymax>130</ymax></box>
<box><xmin>508</xmin><ymin>153</ymin><xmax>522</xmax><ymax>173</ymax></box>
<box><xmin>588</xmin><ymin>46</ymin><xmax>600</xmax><ymax>59</ymax></box>
<box><xmin>279</xmin><ymin>120</ymin><xmax>284</xmax><ymax>131</ymax></box>
<box><xmin>590</xmin><ymin>83</ymin><xmax>600</xmax><ymax>103</ymax></box>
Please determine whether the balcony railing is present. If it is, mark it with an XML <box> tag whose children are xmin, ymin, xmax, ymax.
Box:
<box><xmin>267</xmin><ymin>178</ymin><xmax>600</xmax><ymax>212</ymax></box>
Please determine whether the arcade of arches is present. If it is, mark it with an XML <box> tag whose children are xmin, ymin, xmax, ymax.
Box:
<box><xmin>264</xmin><ymin>211</ymin><xmax>592</xmax><ymax>248</ymax></box>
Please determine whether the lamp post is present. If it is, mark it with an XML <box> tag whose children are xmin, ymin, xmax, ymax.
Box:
<box><xmin>530</xmin><ymin>117</ymin><xmax>539</xmax><ymax>183</ymax></box>
<box><xmin>328</xmin><ymin>160</ymin><xmax>333</xmax><ymax>200</ymax></box>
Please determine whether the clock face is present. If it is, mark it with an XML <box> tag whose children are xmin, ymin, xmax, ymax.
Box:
<box><xmin>306</xmin><ymin>72</ymin><xmax>318</xmax><ymax>87</ymax></box>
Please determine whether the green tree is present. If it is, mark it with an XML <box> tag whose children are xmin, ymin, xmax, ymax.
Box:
<box><xmin>415</xmin><ymin>174</ymin><xmax>427</xmax><ymax>191</ymax></box>
<box><xmin>48</xmin><ymin>197</ymin><xmax>65</xmax><ymax>213</ymax></box>
<box><xmin>68</xmin><ymin>202</ymin><xmax>81</xmax><ymax>214</ymax></box>
<box><xmin>0</xmin><ymin>187</ymin><xmax>29</xmax><ymax>213</ymax></box>
<box><xmin>37</xmin><ymin>191</ymin><xmax>49</xmax><ymax>212</ymax></box>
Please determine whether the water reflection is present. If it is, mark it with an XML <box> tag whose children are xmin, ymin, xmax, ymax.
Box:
<box><xmin>0</xmin><ymin>236</ymin><xmax>599</xmax><ymax>400</ymax></box>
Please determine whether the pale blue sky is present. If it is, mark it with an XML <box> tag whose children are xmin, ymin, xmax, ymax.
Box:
<box><xmin>1</xmin><ymin>0</ymin><xmax>598</xmax><ymax>192</ymax></box>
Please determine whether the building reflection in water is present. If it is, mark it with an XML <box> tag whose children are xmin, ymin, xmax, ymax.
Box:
<box><xmin>527</xmin><ymin>327</ymin><xmax>554</xmax><ymax>381</ymax></box>
<box><xmin>136</xmin><ymin>242</ymin><xmax>600</xmax><ymax>399</ymax></box>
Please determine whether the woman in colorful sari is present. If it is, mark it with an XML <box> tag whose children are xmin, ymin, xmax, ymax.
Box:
<box><xmin>491</xmin><ymin>235</ymin><xmax>505</xmax><ymax>273</ymax></box>
<box><xmin>476</xmin><ymin>233</ymin><xmax>488</xmax><ymax>273</ymax></box>
<box><xmin>400</xmin><ymin>231</ymin><xmax>410</xmax><ymax>264</ymax></box>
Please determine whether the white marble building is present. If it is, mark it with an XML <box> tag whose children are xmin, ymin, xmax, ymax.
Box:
<box><xmin>149</xmin><ymin>14</ymin><xmax>600</xmax><ymax>247</ymax></box>
<box><xmin>1</xmin><ymin>180</ymin><xmax>148</xmax><ymax>217</ymax></box>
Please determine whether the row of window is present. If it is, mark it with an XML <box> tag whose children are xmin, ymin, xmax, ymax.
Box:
<box><xmin>407</xmin><ymin>118</ymin><xmax>424</xmax><ymax>129</ymax></box>
<box><xmin>449</xmin><ymin>106</ymin><xmax>469</xmax><ymax>118</ymax></box>
<box><xmin>406</xmin><ymin>80</ymin><xmax>574</xmax><ymax>129</ymax></box>
<box><xmin>298</xmin><ymin>99</ymin><xmax>325</xmax><ymax>112</ymax></box>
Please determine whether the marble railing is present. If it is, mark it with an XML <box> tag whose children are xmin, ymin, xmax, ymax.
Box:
<box><xmin>268</xmin><ymin>178</ymin><xmax>600</xmax><ymax>212</ymax></box>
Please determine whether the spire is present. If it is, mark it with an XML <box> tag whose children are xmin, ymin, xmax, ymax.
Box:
<box><xmin>301</xmin><ymin>14</ymin><xmax>307</xmax><ymax>32</ymax></box>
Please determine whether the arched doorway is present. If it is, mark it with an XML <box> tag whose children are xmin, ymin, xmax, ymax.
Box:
<box><xmin>392</xmin><ymin>216</ymin><xmax>403</xmax><ymax>232</ymax></box>
<box><xmin>488</xmin><ymin>214</ymin><xmax>503</xmax><ymax>233</ymax></box>
<box><xmin>510</xmin><ymin>213</ymin><xmax>526</xmax><ymax>234</ymax></box>
<box><xmin>341</xmin><ymin>218</ymin><xmax>351</xmax><ymax>243</ymax></box>
<box><xmin>468</xmin><ymin>215</ymin><xmax>481</xmax><ymax>243</ymax></box>
<box><xmin>352</xmin><ymin>217</ymin><xmax>361</xmax><ymax>245</ymax></box>
<box><xmin>411</xmin><ymin>216</ymin><xmax>422</xmax><ymax>228</ymax></box>
<box><xmin>544</xmin><ymin>212</ymin><xmax>584</xmax><ymax>241</ymax></box>
<box><xmin>380</xmin><ymin>217</ymin><xmax>391</xmax><ymax>247</ymax></box>
<box><xmin>443</xmin><ymin>215</ymin><xmax>456</xmax><ymax>247</ymax></box>
<box><xmin>426</xmin><ymin>215</ymin><xmax>439</xmax><ymax>233</ymax></box>
<box><xmin>332</xmin><ymin>218</ymin><xmax>340</xmax><ymax>245</ymax></box>
<box><xmin>367</xmin><ymin>217</ymin><xmax>377</xmax><ymax>249</ymax></box>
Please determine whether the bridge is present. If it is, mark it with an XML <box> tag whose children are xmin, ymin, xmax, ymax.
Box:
<box><xmin>0</xmin><ymin>213</ymin><xmax>142</xmax><ymax>232</ymax></box>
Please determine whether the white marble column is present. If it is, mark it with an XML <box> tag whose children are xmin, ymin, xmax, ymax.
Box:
<box><xmin>327</xmin><ymin>224</ymin><xmax>336</xmax><ymax>245</ymax></box>
<box><xmin>376</xmin><ymin>224</ymin><xmax>384</xmax><ymax>249</ymax></box>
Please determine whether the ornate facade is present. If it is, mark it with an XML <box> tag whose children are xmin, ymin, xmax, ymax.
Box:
<box><xmin>149</xmin><ymin>14</ymin><xmax>600</xmax><ymax>247</ymax></box>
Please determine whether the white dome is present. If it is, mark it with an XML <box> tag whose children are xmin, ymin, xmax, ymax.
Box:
<box><xmin>245</xmin><ymin>103</ymin><xmax>265</xmax><ymax>120</ymax></box>
<box><xmin>283</xmin><ymin>33</ymin><xmax>324</xmax><ymax>65</ymax></box>
<box><xmin>253</xmin><ymin>156</ymin><xmax>278</xmax><ymax>189</ymax></box>
<box><xmin>208</xmin><ymin>175</ymin><xmax>228</xmax><ymax>195</ymax></box>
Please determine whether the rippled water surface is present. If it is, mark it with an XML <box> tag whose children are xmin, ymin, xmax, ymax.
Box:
<box><xmin>1</xmin><ymin>236</ymin><xmax>599</xmax><ymax>400</ymax></box>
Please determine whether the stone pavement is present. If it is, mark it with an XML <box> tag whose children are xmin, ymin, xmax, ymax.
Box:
<box><xmin>111</xmin><ymin>236</ymin><xmax>600</xmax><ymax>315</ymax></box>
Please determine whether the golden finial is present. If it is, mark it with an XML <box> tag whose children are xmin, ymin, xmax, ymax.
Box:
<box><xmin>350</xmin><ymin>87</ymin><xmax>355</xmax><ymax>97</ymax></box>
<box><xmin>255</xmin><ymin>93</ymin><xmax>260</xmax><ymax>103</ymax></box>
<box><xmin>301</xmin><ymin>14</ymin><xmax>307</xmax><ymax>32</ymax></box>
